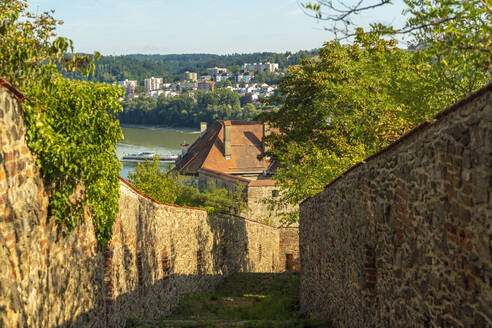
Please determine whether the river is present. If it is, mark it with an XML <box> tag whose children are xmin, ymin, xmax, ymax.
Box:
<box><xmin>117</xmin><ymin>125</ymin><xmax>199</xmax><ymax>179</ymax></box>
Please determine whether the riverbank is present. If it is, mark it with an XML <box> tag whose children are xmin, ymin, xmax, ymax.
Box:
<box><xmin>117</xmin><ymin>126</ymin><xmax>200</xmax><ymax>179</ymax></box>
<box><xmin>120</xmin><ymin>123</ymin><xmax>200</xmax><ymax>133</ymax></box>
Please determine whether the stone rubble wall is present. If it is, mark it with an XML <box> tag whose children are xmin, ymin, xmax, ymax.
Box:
<box><xmin>109</xmin><ymin>181</ymin><xmax>283</xmax><ymax>326</ymax></box>
<box><xmin>299</xmin><ymin>85</ymin><xmax>492</xmax><ymax>327</ymax></box>
<box><xmin>280</xmin><ymin>228</ymin><xmax>300</xmax><ymax>271</ymax></box>
<box><xmin>0</xmin><ymin>81</ymin><xmax>293</xmax><ymax>327</ymax></box>
<box><xmin>198</xmin><ymin>171</ymin><xmax>299</xmax><ymax>227</ymax></box>
<box><xmin>247</xmin><ymin>185</ymin><xmax>299</xmax><ymax>227</ymax></box>
<box><xmin>0</xmin><ymin>86</ymin><xmax>105</xmax><ymax>327</ymax></box>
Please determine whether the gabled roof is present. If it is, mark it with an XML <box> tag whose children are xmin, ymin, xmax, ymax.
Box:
<box><xmin>175</xmin><ymin>120</ymin><xmax>270</xmax><ymax>175</ymax></box>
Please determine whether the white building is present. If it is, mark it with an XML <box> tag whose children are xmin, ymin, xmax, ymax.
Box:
<box><xmin>207</xmin><ymin>67</ymin><xmax>230</xmax><ymax>82</ymax></box>
<box><xmin>162</xmin><ymin>90</ymin><xmax>179</xmax><ymax>98</ymax></box>
<box><xmin>241</xmin><ymin>62</ymin><xmax>279</xmax><ymax>72</ymax></box>
<box><xmin>117</xmin><ymin>79</ymin><xmax>138</xmax><ymax>89</ymax></box>
<box><xmin>214</xmin><ymin>73</ymin><xmax>230</xmax><ymax>82</ymax></box>
<box><xmin>117</xmin><ymin>79</ymin><xmax>138</xmax><ymax>96</ymax></box>
<box><xmin>263</xmin><ymin>62</ymin><xmax>279</xmax><ymax>72</ymax></box>
<box><xmin>234</xmin><ymin>71</ymin><xmax>254</xmax><ymax>83</ymax></box>
<box><xmin>144</xmin><ymin>77</ymin><xmax>163</xmax><ymax>91</ymax></box>
<box><xmin>207</xmin><ymin>67</ymin><xmax>227</xmax><ymax>76</ymax></box>
<box><xmin>148</xmin><ymin>90</ymin><xmax>164</xmax><ymax>98</ymax></box>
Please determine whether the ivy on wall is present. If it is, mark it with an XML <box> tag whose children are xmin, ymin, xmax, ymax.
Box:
<box><xmin>1</xmin><ymin>0</ymin><xmax>123</xmax><ymax>244</ymax></box>
<box><xmin>24</xmin><ymin>79</ymin><xmax>123</xmax><ymax>244</ymax></box>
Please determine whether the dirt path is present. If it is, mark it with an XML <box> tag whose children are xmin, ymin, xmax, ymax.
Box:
<box><xmin>126</xmin><ymin>272</ymin><xmax>331</xmax><ymax>328</ymax></box>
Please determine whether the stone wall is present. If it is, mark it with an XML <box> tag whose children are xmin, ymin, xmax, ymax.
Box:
<box><xmin>0</xmin><ymin>80</ymin><xmax>299</xmax><ymax>327</ymax></box>
<box><xmin>0</xmin><ymin>82</ymin><xmax>105</xmax><ymax>327</ymax></box>
<box><xmin>247</xmin><ymin>184</ymin><xmax>280</xmax><ymax>224</ymax></box>
<box><xmin>280</xmin><ymin>228</ymin><xmax>300</xmax><ymax>271</ymax></box>
<box><xmin>109</xmin><ymin>180</ymin><xmax>283</xmax><ymax>326</ymax></box>
<box><xmin>198</xmin><ymin>170</ymin><xmax>299</xmax><ymax>227</ymax></box>
<box><xmin>299</xmin><ymin>84</ymin><xmax>492</xmax><ymax>327</ymax></box>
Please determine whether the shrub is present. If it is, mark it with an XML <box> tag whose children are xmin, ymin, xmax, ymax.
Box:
<box><xmin>128</xmin><ymin>157</ymin><xmax>246</xmax><ymax>214</ymax></box>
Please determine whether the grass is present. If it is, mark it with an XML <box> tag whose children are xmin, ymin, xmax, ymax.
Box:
<box><xmin>126</xmin><ymin>272</ymin><xmax>331</xmax><ymax>328</ymax></box>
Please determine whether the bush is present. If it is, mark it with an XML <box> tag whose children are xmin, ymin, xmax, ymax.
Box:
<box><xmin>128</xmin><ymin>157</ymin><xmax>246</xmax><ymax>214</ymax></box>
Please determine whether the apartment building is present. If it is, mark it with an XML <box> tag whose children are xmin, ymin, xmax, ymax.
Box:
<box><xmin>241</xmin><ymin>62</ymin><xmax>279</xmax><ymax>72</ymax></box>
<box><xmin>144</xmin><ymin>77</ymin><xmax>163</xmax><ymax>91</ymax></box>
<box><xmin>197</xmin><ymin>81</ymin><xmax>216</xmax><ymax>92</ymax></box>
<box><xmin>184</xmin><ymin>71</ymin><xmax>198</xmax><ymax>81</ymax></box>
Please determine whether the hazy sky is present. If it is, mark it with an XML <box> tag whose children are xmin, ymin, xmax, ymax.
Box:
<box><xmin>27</xmin><ymin>0</ymin><xmax>407</xmax><ymax>55</ymax></box>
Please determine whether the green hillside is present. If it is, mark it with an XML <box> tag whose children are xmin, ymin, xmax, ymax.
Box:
<box><xmin>83</xmin><ymin>50</ymin><xmax>318</xmax><ymax>84</ymax></box>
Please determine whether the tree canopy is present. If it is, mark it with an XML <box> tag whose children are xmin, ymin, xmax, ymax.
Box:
<box><xmin>259</xmin><ymin>27</ymin><xmax>490</xmax><ymax>223</ymax></box>
<box><xmin>119</xmin><ymin>89</ymin><xmax>262</xmax><ymax>127</ymax></box>
<box><xmin>301</xmin><ymin>0</ymin><xmax>491</xmax><ymax>87</ymax></box>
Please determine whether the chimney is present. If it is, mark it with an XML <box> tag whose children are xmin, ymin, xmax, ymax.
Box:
<box><xmin>263</xmin><ymin>122</ymin><xmax>270</xmax><ymax>159</ymax></box>
<box><xmin>180</xmin><ymin>143</ymin><xmax>189</xmax><ymax>156</ymax></box>
<box><xmin>224</xmin><ymin>121</ymin><xmax>231</xmax><ymax>159</ymax></box>
<box><xmin>200</xmin><ymin>122</ymin><xmax>207</xmax><ymax>137</ymax></box>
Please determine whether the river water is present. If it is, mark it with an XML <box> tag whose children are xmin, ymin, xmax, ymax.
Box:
<box><xmin>117</xmin><ymin>125</ymin><xmax>199</xmax><ymax>179</ymax></box>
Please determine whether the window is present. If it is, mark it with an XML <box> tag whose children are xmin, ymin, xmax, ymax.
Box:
<box><xmin>286</xmin><ymin>254</ymin><xmax>294</xmax><ymax>271</ymax></box>
<box><xmin>161</xmin><ymin>247</ymin><xmax>171</xmax><ymax>280</ymax></box>
<box><xmin>136</xmin><ymin>247</ymin><xmax>143</xmax><ymax>288</ymax></box>
<box><xmin>197</xmin><ymin>250</ymin><xmax>203</xmax><ymax>275</ymax></box>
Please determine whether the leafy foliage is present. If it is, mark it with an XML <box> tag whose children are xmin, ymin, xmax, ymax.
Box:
<box><xmin>259</xmin><ymin>30</ymin><xmax>490</xmax><ymax>223</ymax></box>
<box><xmin>128</xmin><ymin>158</ymin><xmax>247</xmax><ymax>214</ymax></box>
<box><xmin>260</xmin><ymin>0</ymin><xmax>491</xmax><ymax>224</ymax></box>
<box><xmin>403</xmin><ymin>0</ymin><xmax>491</xmax><ymax>93</ymax></box>
<box><xmin>24</xmin><ymin>79</ymin><xmax>123</xmax><ymax>242</ymax></box>
<box><xmin>127</xmin><ymin>158</ymin><xmax>179</xmax><ymax>204</ymax></box>
<box><xmin>119</xmin><ymin>89</ymin><xmax>262</xmax><ymax>127</ymax></box>
<box><xmin>1</xmin><ymin>0</ymin><xmax>123</xmax><ymax>244</ymax></box>
<box><xmin>300</xmin><ymin>0</ymin><xmax>491</xmax><ymax>102</ymax></box>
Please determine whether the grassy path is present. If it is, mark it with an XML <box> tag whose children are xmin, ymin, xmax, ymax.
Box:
<box><xmin>126</xmin><ymin>272</ymin><xmax>331</xmax><ymax>328</ymax></box>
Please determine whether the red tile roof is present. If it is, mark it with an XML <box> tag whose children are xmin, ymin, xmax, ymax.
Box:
<box><xmin>175</xmin><ymin>120</ymin><xmax>271</xmax><ymax>175</ymax></box>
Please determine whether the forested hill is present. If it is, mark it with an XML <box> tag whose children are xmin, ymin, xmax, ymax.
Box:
<box><xmin>86</xmin><ymin>50</ymin><xmax>318</xmax><ymax>83</ymax></box>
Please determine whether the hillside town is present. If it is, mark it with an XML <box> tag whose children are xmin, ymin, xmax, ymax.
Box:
<box><xmin>117</xmin><ymin>62</ymin><xmax>280</xmax><ymax>104</ymax></box>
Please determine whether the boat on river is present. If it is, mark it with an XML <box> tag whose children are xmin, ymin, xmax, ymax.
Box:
<box><xmin>121</xmin><ymin>152</ymin><xmax>179</xmax><ymax>163</ymax></box>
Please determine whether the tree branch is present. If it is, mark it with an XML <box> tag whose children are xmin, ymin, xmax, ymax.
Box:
<box><xmin>298</xmin><ymin>0</ymin><xmax>391</xmax><ymax>22</ymax></box>
<box><xmin>477</xmin><ymin>0</ymin><xmax>492</xmax><ymax>15</ymax></box>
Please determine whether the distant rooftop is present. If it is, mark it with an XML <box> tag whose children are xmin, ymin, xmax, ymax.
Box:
<box><xmin>175</xmin><ymin>120</ymin><xmax>270</xmax><ymax>176</ymax></box>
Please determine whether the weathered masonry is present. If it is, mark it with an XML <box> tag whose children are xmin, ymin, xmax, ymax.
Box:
<box><xmin>0</xmin><ymin>79</ymin><xmax>298</xmax><ymax>327</ymax></box>
<box><xmin>300</xmin><ymin>83</ymin><xmax>492</xmax><ymax>327</ymax></box>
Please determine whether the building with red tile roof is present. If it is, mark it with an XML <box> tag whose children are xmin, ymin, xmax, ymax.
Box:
<box><xmin>175</xmin><ymin>120</ymin><xmax>296</xmax><ymax>226</ymax></box>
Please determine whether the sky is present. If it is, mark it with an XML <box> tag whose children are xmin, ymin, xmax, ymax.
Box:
<box><xmin>27</xmin><ymin>0</ymin><xmax>408</xmax><ymax>55</ymax></box>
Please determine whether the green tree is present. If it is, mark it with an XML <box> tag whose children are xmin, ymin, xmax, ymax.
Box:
<box><xmin>1</xmin><ymin>0</ymin><xmax>123</xmax><ymax>244</ymax></box>
<box><xmin>119</xmin><ymin>88</ymin><xmax>257</xmax><ymax>127</ymax></box>
<box><xmin>128</xmin><ymin>158</ymin><xmax>246</xmax><ymax>214</ymax></box>
<box><xmin>134</xmin><ymin>85</ymin><xmax>146</xmax><ymax>94</ymax></box>
<box><xmin>242</xmin><ymin>103</ymin><xmax>261</xmax><ymax>120</ymax></box>
<box><xmin>128</xmin><ymin>158</ymin><xmax>178</xmax><ymax>204</ymax></box>
<box><xmin>258</xmin><ymin>31</ymin><xmax>490</xmax><ymax>224</ymax></box>
<box><xmin>301</xmin><ymin>0</ymin><xmax>491</xmax><ymax>74</ymax></box>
